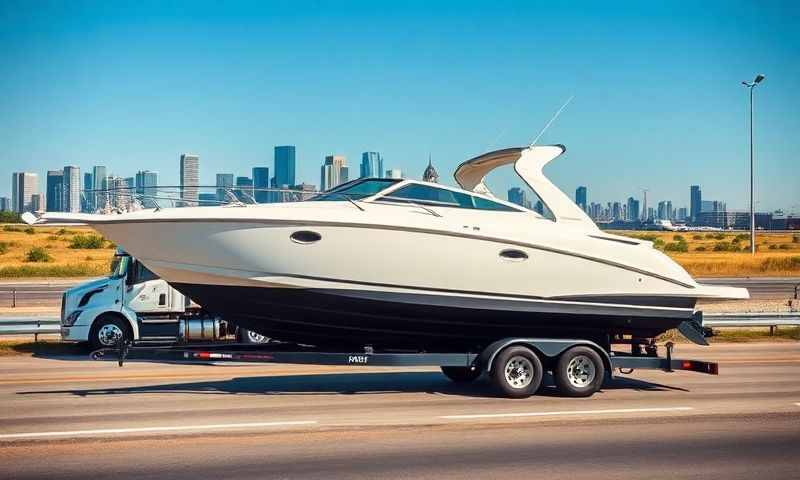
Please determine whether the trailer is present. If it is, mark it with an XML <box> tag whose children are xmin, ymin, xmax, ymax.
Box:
<box><xmin>93</xmin><ymin>334</ymin><xmax>719</xmax><ymax>399</ymax></box>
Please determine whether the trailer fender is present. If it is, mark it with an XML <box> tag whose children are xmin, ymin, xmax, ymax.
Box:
<box><xmin>480</xmin><ymin>338</ymin><xmax>613</xmax><ymax>376</ymax></box>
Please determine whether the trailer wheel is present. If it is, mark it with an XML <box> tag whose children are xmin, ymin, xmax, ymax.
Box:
<box><xmin>89</xmin><ymin>315</ymin><xmax>132</xmax><ymax>351</ymax></box>
<box><xmin>440</xmin><ymin>366</ymin><xmax>481</xmax><ymax>383</ymax></box>
<box><xmin>236</xmin><ymin>328</ymin><xmax>270</xmax><ymax>344</ymax></box>
<box><xmin>491</xmin><ymin>345</ymin><xmax>543</xmax><ymax>398</ymax></box>
<box><xmin>554</xmin><ymin>346</ymin><xmax>605</xmax><ymax>397</ymax></box>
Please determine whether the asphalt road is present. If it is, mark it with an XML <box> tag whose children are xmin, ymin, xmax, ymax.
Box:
<box><xmin>0</xmin><ymin>342</ymin><xmax>799</xmax><ymax>479</ymax></box>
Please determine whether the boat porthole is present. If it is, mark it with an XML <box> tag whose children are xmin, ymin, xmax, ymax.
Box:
<box><xmin>290</xmin><ymin>230</ymin><xmax>322</xmax><ymax>244</ymax></box>
<box><xmin>499</xmin><ymin>249</ymin><xmax>528</xmax><ymax>261</ymax></box>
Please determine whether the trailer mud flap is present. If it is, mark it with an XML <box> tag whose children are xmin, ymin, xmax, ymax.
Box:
<box><xmin>678</xmin><ymin>314</ymin><xmax>709</xmax><ymax>346</ymax></box>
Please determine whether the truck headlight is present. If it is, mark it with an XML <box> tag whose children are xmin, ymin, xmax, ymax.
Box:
<box><xmin>63</xmin><ymin>310</ymin><xmax>82</xmax><ymax>327</ymax></box>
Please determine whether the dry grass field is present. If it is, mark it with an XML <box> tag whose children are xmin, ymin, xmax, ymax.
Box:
<box><xmin>612</xmin><ymin>230</ymin><xmax>800</xmax><ymax>277</ymax></box>
<box><xmin>0</xmin><ymin>224</ymin><xmax>798</xmax><ymax>279</ymax></box>
<box><xmin>0</xmin><ymin>225</ymin><xmax>115</xmax><ymax>279</ymax></box>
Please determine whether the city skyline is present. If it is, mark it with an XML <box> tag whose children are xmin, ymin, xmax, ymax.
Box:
<box><xmin>1</xmin><ymin>2</ymin><xmax>798</xmax><ymax>212</ymax></box>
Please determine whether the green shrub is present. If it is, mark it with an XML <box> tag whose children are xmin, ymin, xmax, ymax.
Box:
<box><xmin>664</xmin><ymin>241</ymin><xmax>689</xmax><ymax>252</ymax></box>
<box><xmin>23</xmin><ymin>227</ymin><xmax>35</xmax><ymax>235</ymax></box>
<box><xmin>704</xmin><ymin>233</ymin><xmax>715</xmax><ymax>239</ymax></box>
<box><xmin>47</xmin><ymin>235</ymin><xmax>59</xmax><ymax>241</ymax></box>
<box><xmin>735</xmin><ymin>233</ymin><xmax>749</xmax><ymax>242</ymax></box>
<box><xmin>695</xmin><ymin>246</ymin><xmax>706</xmax><ymax>252</ymax></box>
<box><xmin>69</xmin><ymin>234</ymin><xmax>105</xmax><ymax>249</ymax></box>
<box><xmin>778</xmin><ymin>244</ymin><xmax>790</xmax><ymax>250</ymax></box>
<box><xmin>0</xmin><ymin>211</ymin><xmax>22</xmax><ymax>223</ymax></box>
<box><xmin>25</xmin><ymin>247</ymin><xmax>52</xmax><ymax>263</ymax></box>
<box><xmin>632</xmin><ymin>233</ymin><xmax>658</xmax><ymax>242</ymax></box>
<box><xmin>3</xmin><ymin>225</ymin><xmax>22</xmax><ymax>232</ymax></box>
<box><xmin>0</xmin><ymin>242</ymin><xmax>8</xmax><ymax>255</ymax></box>
<box><xmin>673</xmin><ymin>234</ymin><xmax>685</xmax><ymax>242</ymax></box>
<box><xmin>713</xmin><ymin>241</ymin><xmax>738</xmax><ymax>252</ymax></box>
<box><xmin>653</xmin><ymin>239</ymin><xmax>665</xmax><ymax>248</ymax></box>
<box><xmin>56</xmin><ymin>228</ymin><xmax>74</xmax><ymax>236</ymax></box>
<box><xmin>760</xmin><ymin>256</ymin><xmax>800</xmax><ymax>272</ymax></box>
<box><xmin>731</xmin><ymin>236</ymin><xmax>741</xmax><ymax>244</ymax></box>
<box><xmin>692</xmin><ymin>235</ymin><xmax>703</xmax><ymax>240</ymax></box>
<box><xmin>793</xmin><ymin>234</ymin><xmax>800</xmax><ymax>244</ymax></box>
<box><xmin>713</xmin><ymin>233</ymin><xmax>725</xmax><ymax>240</ymax></box>
<box><xmin>769</xmin><ymin>244</ymin><xmax>778</xmax><ymax>250</ymax></box>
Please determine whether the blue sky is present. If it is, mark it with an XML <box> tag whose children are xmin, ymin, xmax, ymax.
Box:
<box><xmin>1</xmin><ymin>0</ymin><xmax>798</xmax><ymax>211</ymax></box>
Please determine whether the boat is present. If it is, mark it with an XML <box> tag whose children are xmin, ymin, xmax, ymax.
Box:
<box><xmin>23</xmin><ymin>145</ymin><xmax>748</xmax><ymax>350</ymax></box>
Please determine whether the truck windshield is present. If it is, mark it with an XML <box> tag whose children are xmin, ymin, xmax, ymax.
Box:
<box><xmin>109</xmin><ymin>255</ymin><xmax>130</xmax><ymax>278</ymax></box>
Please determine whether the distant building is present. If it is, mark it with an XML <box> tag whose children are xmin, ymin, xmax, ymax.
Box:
<box><xmin>360</xmin><ymin>152</ymin><xmax>384</xmax><ymax>178</ymax></box>
<box><xmin>657</xmin><ymin>200</ymin><xmax>673</xmax><ymax>220</ymax></box>
<box><xmin>274</xmin><ymin>146</ymin><xmax>296</xmax><ymax>188</ymax></box>
<box><xmin>575</xmin><ymin>186</ymin><xmax>587</xmax><ymax>212</ymax></box>
<box><xmin>677</xmin><ymin>207</ymin><xmax>688</xmax><ymax>222</ymax></box>
<box><xmin>0</xmin><ymin>197</ymin><xmax>10</xmax><ymax>212</ymax></box>
<box><xmin>62</xmin><ymin>166</ymin><xmax>81</xmax><ymax>213</ymax></box>
<box><xmin>690</xmin><ymin>185</ymin><xmax>701</xmax><ymax>223</ymax></box>
<box><xmin>198</xmin><ymin>193</ymin><xmax>217</xmax><ymax>206</ymax></box>
<box><xmin>92</xmin><ymin>166</ymin><xmax>108</xmax><ymax>212</ymax></box>
<box><xmin>534</xmin><ymin>200</ymin><xmax>544</xmax><ymax>215</ymax></box>
<box><xmin>252</xmin><ymin>167</ymin><xmax>270</xmax><ymax>203</ymax></box>
<box><xmin>235</xmin><ymin>176</ymin><xmax>254</xmax><ymax>202</ymax></box>
<box><xmin>215</xmin><ymin>173</ymin><xmax>234</xmax><ymax>203</ymax></box>
<box><xmin>12</xmin><ymin>172</ymin><xmax>38</xmax><ymax>213</ymax></box>
<box><xmin>422</xmin><ymin>156</ymin><xmax>439</xmax><ymax>183</ymax></box>
<box><xmin>320</xmin><ymin>155</ymin><xmax>348</xmax><ymax>191</ymax></box>
<box><xmin>385</xmin><ymin>169</ymin><xmax>403</xmax><ymax>179</ymax></box>
<box><xmin>292</xmin><ymin>183</ymin><xmax>318</xmax><ymax>201</ymax></box>
<box><xmin>701</xmin><ymin>200</ymin><xmax>726</xmax><ymax>213</ymax></box>
<box><xmin>626</xmin><ymin>196</ymin><xmax>640</xmax><ymax>223</ymax></box>
<box><xmin>612</xmin><ymin>202</ymin><xmax>622</xmax><ymax>221</ymax></box>
<box><xmin>46</xmin><ymin>170</ymin><xmax>64</xmax><ymax>212</ymax></box>
<box><xmin>82</xmin><ymin>173</ymin><xmax>92</xmax><ymax>212</ymax></box>
<box><xmin>31</xmin><ymin>193</ymin><xmax>45</xmax><ymax>212</ymax></box>
<box><xmin>180</xmin><ymin>153</ymin><xmax>199</xmax><ymax>205</ymax></box>
<box><xmin>508</xmin><ymin>187</ymin><xmax>526</xmax><ymax>207</ymax></box>
<box><xmin>135</xmin><ymin>170</ymin><xmax>159</xmax><ymax>208</ymax></box>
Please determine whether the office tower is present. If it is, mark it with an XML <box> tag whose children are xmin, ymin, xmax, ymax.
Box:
<box><xmin>575</xmin><ymin>186</ymin><xmax>587</xmax><ymax>212</ymax></box>
<box><xmin>641</xmin><ymin>190</ymin><xmax>649</xmax><ymax>222</ymax></box>
<box><xmin>82</xmin><ymin>172</ymin><xmax>92</xmax><ymax>212</ymax></box>
<box><xmin>422</xmin><ymin>156</ymin><xmax>439</xmax><ymax>183</ymax></box>
<box><xmin>46</xmin><ymin>170</ymin><xmax>64</xmax><ymax>212</ymax></box>
<box><xmin>0</xmin><ymin>197</ymin><xmax>9</xmax><ymax>212</ymax></box>
<box><xmin>690</xmin><ymin>185</ymin><xmax>701</xmax><ymax>223</ymax></box>
<box><xmin>135</xmin><ymin>170</ymin><xmax>159</xmax><ymax>208</ymax></box>
<box><xmin>198</xmin><ymin>193</ymin><xmax>217</xmax><ymax>206</ymax></box>
<box><xmin>252</xmin><ymin>167</ymin><xmax>270</xmax><ymax>203</ymax></box>
<box><xmin>180</xmin><ymin>153</ymin><xmax>199</xmax><ymax>205</ymax></box>
<box><xmin>31</xmin><ymin>193</ymin><xmax>44</xmax><ymax>212</ymax></box>
<box><xmin>657</xmin><ymin>200</ymin><xmax>674</xmax><ymax>221</ymax></box>
<box><xmin>274</xmin><ymin>146</ymin><xmax>296</xmax><ymax>188</ymax></box>
<box><xmin>360</xmin><ymin>152</ymin><xmax>384</xmax><ymax>178</ymax></box>
<box><xmin>92</xmin><ymin>166</ymin><xmax>107</xmax><ymax>212</ymax></box>
<box><xmin>385</xmin><ymin>169</ymin><xmax>403</xmax><ymax>179</ymax></box>
<box><xmin>11</xmin><ymin>172</ymin><xmax>38</xmax><ymax>213</ymax></box>
<box><xmin>62</xmin><ymin>166</ymin><xmax>81</xmax><ymax>213</ymax></box>
<box><xmin>235</xmin><ymin>176</ymin><xmax>253</xmax><ymax>202</ymax></box>
<box><xmin>647</xmin><ymin>207</ymin><xmax>655</xmax><ymax>222</ymax></box>
<box><xmin>626</xmin><ymin>196</ymin><xmax>640</xmax><ymax>222</ymax></box>
<box><xmin>612</xmin><ymin>202</ymin><xmax>622</xmax><ymax>221</ymax></box>
<box><xmin>292</xmin><ymin>183</ymin><xmax>317</xmax><ymax>201</ymax></box>
<box><xmin>215</xmin><ymin>173</ymin><xmax>234</xmax><ymax>203</ymax></box>
<box><xmin>508</xmin><ymin>187</ymin><xmax>527</xmax><ymax>207</ymax></box>
<box><xmin>107</xmin><ymin>176</ymin><xmax>130</xmax><ymax>211</ymax></box>
<box><xmin>677</xmin><ymin>207</ymin><xmax>688</xmax><ymax>221</ymax></box>
<box><xmin>320</xmin><ymin>155</ymin><xmax>348</xmax><ymax>191</ymax></box>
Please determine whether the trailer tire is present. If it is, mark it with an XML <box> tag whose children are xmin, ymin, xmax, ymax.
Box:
<box><xmin>491</xmin><ymin>345</ymin><xmax>543</xmax><ymax>398</ymax></box>
<box><xmin>236</xmin><ymin>328</ymin><xmax>270</xmax><ymax>344</ymax></box>
<box><xmin>89</xmin><ymin>315</ymin><xmax>132</xmax><ymax>351</ymax></box>
<box><xmin>554</xmin><ymin>346</ymin><xmax>605</xmax><ymax>397</ymax></box>
<box><xmin>441</xmin><ymin>366</ymin><xmax>481</xmax><ymax>383</ymax></box>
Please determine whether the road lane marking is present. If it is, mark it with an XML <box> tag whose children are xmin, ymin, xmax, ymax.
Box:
<box><xmin>440</xmin><ymin>407</ymin><xmax>693</xmax><ymax>420</ymax></box>
<box><xmin>0</xmin><ymin>420</ymin><xmax>318</xmax><ymax>440</ymax></box>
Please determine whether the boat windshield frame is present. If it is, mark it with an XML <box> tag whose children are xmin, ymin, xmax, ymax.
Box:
<box><xmin>309</xmin><ymin>178</ymin><xmax>402</xmax><ymax>202</ymax></box>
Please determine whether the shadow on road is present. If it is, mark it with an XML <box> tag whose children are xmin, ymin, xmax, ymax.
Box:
<box><xmin>18</xmin><ymin>370</ymin><xmax>686</xmax><ymax>398</ymax></box>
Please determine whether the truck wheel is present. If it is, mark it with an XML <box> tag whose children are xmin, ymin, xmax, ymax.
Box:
<box><xmin>89</xmin><ymin>315</ymin><xmax>132</xmax><ymax>351</ymax></box>
<box><xmin>554</xmin><ymin>346</ymin><xmax>605</xmax><ymax>397</ymax></box>
<box><xmin>441</xmin><ymin>366</ymin><xmax>481</xmax><ymax>383</ymax></box>
<box><xmin>236</xmin><ymin>328</ymin><xmax>270</xmax><ymax>344</ymax></box>
<box><xmin>491</xmin><ymin>345</ymin><xmax>543</xmax><ymax>398</ymax></box>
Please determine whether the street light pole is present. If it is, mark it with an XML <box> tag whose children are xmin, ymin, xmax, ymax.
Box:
<box><xmin>742</xmin><ymin>74</ymin><xmax>765</xmax><ymax>255</ymax></box>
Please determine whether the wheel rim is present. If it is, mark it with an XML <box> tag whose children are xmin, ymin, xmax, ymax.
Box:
<box><xmin>566</xmin><ymin>354</ymin><xmax>596</xmax><ymax>388</ymax></box>
<box><xmin>98</xmin><ymin>324</ymin><xmax>123</xmax><ymax>346</ymax></box>
<box><xmin>504</xmin><ymin>355</ymin><xmax>535</xmax><ymax>389</ymax></box>
<box><xmin>247</xmin><ymin>331</ymin><xmax>267</xmax><ymax>343</ymax></box>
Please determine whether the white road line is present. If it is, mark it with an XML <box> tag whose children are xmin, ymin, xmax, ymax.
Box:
<box><xmin>0</xmin><ymin>420</ymin><xmax>318</xmax><ymax>440</ymax></box>
<box><xmin>440</xmin><ymin>407</ymin><xmax>693</xmax><ymax>420</ymax></box>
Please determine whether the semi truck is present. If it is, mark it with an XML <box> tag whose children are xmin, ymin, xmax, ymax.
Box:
<box><xmin>60</xmin><ymin>248</ymin><xmax>268</xmax><ymax>350</ymax></box>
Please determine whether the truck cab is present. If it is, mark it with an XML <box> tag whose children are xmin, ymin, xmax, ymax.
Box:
<box><xmin>61</xmin><ymin>248</ymin><xmax>266</xmax><ymax>350</ymax></box>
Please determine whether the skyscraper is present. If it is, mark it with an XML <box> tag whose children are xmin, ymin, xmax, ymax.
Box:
<box><xmin>92</xmin><ymin>166</ymin><xmax>107</xmax><ymax>212</ymax></box>
<box><xmin>508</xmin><ymin>187</ymin><xmax>527</xmax><ymax>207</ymax></box>
<box><xmin>180</xmin><ymin>153</ymin><xmax>199</xmax><ymax>205</ymax></box>
<box><xmin>82</xmin><ymin>172</ymin><xmax>92</xmax><ymax>212</ymax></box>
<box><xmin>385</xmin><ymin>169</ymin><xmax>403</xmax><ymax>179</ymax></box>
<box><xmin>135</xmin><ymin>170</ymin><xmax>158</xmax><ymax>208</ymax></box>
<box><xmin>252</xmin><ymin>167</ymin><xmax>270</xmax><ymax>203</ymax></box>
<box><xmin>690</xmin><ymin>185</ymin><xmax>701</xmax><ymax>224</ymax></box>
<box><xmin>0</xmin><ymin>197</ymin><xmax>10</xmax><ymax>212</ymax></box>
<box><xmin>62</xmin><ymin>165</ymin><xmax>81</xmax><ymax>212</ymax></box>
<box><xmin>534</xmin><ymin>200</ymin><xmax>544</xmax><ymax>215</ymax></box>
<box><xmin>274</xmin><ymin>146</ymin><xmax>296</xmax><ymax>188</ymax></box>
<box><xmin>422</xmin><ymin>156</ymin><xmax>439</xmax><ymax>183</ymax></box>
<box><xmin>46</xmin><ymin>170</ymin><xmax>64</xmax><ymax>212</ymax></box>
<box><xmin>575</xmin><ymin>186</ymin><xmax>587</xmax><ymax>212</ymax></box>
<box><xmin>612</xmin><ymin>202</ymin><xmax>622</xmax><ymax>221</ymax></box>
<box><xmin>31</xmin><ymin>193</ymin><xmax>44</xmax><ymax>212</ymax></box>
<box><xmin>11</xmin><ymin>172</ymin><xmax>38</xmax><ymax>213</ymax></box>
<box><xmin>626</xmin><ymin>196</ymin><xmax>640</xmax><ymax>222</ymax></box>
<box><xmin>360</xmin><ymin>152</ymin><xmax>384</xmax><ymax>178</ymax></box>
<box><xmin>215</xmin><ymin>173</ymin><xmax>234</xmax><ymax>202</ymax></box>
<box><xmin>235</xmin><ymin>176</ymin><xmax>254</xmax><ymax>202</ymax></box>
<box><xmin>320</xmin><ymin>155</ymin><xmax>348</xmax><ymax>191</ymax></box>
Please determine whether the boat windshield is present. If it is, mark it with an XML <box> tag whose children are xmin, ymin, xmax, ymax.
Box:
<box><xmin>310</xmin><ymin>178</ymin><xmax>401</xmax><ymax>201</ymax></box>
